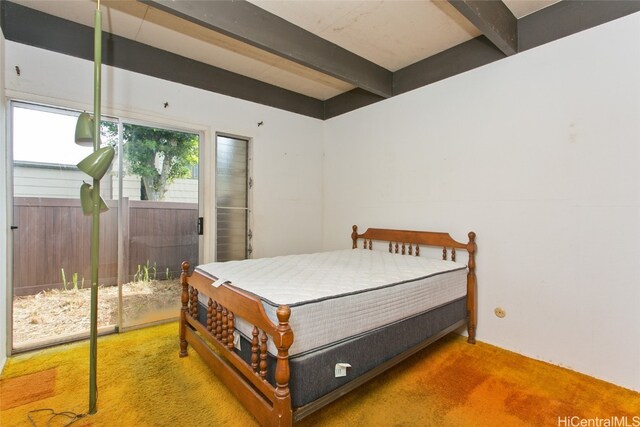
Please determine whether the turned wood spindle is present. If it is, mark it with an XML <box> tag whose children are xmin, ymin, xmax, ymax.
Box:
<box><xmin>466</xmin><ymin>231</ymin><xmax>478</xmax><ymax>344</ymax></box>
<box><xmin>216</xmin><ymin>304</ymin><xmax>222</xmax><ymax>340</ymax></box>
<box><xmin>274</xmin><ymin>305</ymin><xmax>293</xmax><ymax>402</ymax></box>
<box><xmin>190</xmin><ymin>288</ymin><xmax>198</xmax><ymax>319</ymax></box>
<box><xmin>187</xmin><ymin>286</ymin><xmax>193</xmax><ymax>317</ymax></box>
<box><xmin>402</xmin><ymin>242</ymin><xmax>406</xmax><ymax>255</ymax></box>
<box><xmin>395</xmin><ymin>242</ymin><xmax>399</xmax><ymax>253</ymax></box>
<box><xmin>251</xmin><ymin>327</ymin><xmax>259</xmax><ymax>372</ymax></box>
<box><xmin>452</xmin><ymin>247</ymin><xmax>456</xmax><ymax>262</ymax></box>
<box><xmin>227</xmin><ymin>312</ymin><xmax>235</xmax><ymax>351</ymax></box>
<box><xmin>222</xmin><ymin>308</ymin><xmax>228</xmax><ymax>345</ymax></box>
<box><xmin>409</xmin><ymin>243</ymin><xmax>413</xmax><ymax>255</ymax></box>
<box><xmin>259</xmin><ymin>331</ymin><xmax>268</xmax><ymax>380</ymax></box>
<box><xmin>388</xmin><ymin>241</ymin><xmax>392</xmax><ymax>253</ymax></box>
<box><xmin>207</xmin><ymin>299</ymin><xmax>214</xmax><ymax>333</ymax></box>
<box><xmin>416</xmin><ymin>244</ymin><xmax>420</xmax><ymax>256</ymax></box>
<box><xmin>442</xmin><ymin>247</ymin><xmax>447</xmax><ymax>260</ymax></box>
<box><xmin>179</xmin><ymin>261</ymin><xmax>190</xmax><ymax>358</ymax></box>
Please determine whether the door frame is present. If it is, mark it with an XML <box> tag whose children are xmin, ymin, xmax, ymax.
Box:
<box><xmin>5</xmin><ymin>99</ymin><xmax>208</xmax><ymax>351</ymax></box>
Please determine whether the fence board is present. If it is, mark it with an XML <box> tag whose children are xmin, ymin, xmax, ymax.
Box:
<box><xmin>12</xmin><ymin>197</ymin><xmax>197</xmax><ymax>296</ymax></box>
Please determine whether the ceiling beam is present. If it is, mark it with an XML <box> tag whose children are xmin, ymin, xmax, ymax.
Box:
<box><xmin>324</xmin><ymin>89</ymin><xmax>385</xmax><ymax>120</ymax></box>
<box><xmin>518</xmin><ymin>0</ymin><xmax>640</xmax><ymax>52</ymax></box>
<box><xmin>0</xmin><ymin>2</ymin><xmax>324</xmax><ymax>119</ymax></box>
<box><xmin>393</xmin><ymin>36</ymin><xmax>504</xmax><ymax>97</ymax></box>
<box><xmin>4</xmin><ymin>1</ymin><xmax>640</xmax><ymax>120</ymax></box>
<box><xmin>141</xmin><ymin>0</ymin><xmax>393</xmax><ymax>99</ymax></box>
<box><xmin>448</xmin><ymin>0</ymin><xmax>518</xmax><ymax>56</ymax></box>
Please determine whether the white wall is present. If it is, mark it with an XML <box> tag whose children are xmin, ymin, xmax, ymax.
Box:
<box><xmin>0</xmin><ymin>27</ymin><xmax>8</xmax><ymax>369</ymax></box>
<box><xmin>323</xmin><ymin>13</ymin><xmax>640</xmax><ymax>391</ymax></box>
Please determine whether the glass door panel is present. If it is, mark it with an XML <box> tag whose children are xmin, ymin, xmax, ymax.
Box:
<box><xmin>216</xmin><ymin>135</ymin><xmax>249</xmax><ymax>262</ymax></box>
<box><xmin>10</xmin><ymin>103</ymin><xmax>201</xmax><ymax>348</ymax></box>
<box><xmin>118</xmin><ymin>123</ymin><xmax>200</xmax><ymax>328</ymax></box>
<box><xmin>11</xmin><ymin>102</ymin><xmax>117</xmax><ymax>350</ymax></box>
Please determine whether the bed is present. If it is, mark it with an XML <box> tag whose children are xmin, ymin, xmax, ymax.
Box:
<box><xmin>178</xmin><ymin>225</ymin><xmax>477</xmax><ymax>426</ymax></box>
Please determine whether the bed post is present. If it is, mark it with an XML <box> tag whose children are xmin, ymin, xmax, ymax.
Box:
<box><xmin>466</xmin><ymin>233</ymin><xmax>477</xmax><ymax>344</ymax></box>
<box><xmin>274</xmin><ymin>305</ymin><xmax>294</xmax><ymax>426</ymax></box>
<box><xmin>179</xmin><ymin>261</ymin><xmax>190</xmax><ymax>357</ymax></box>
<box><xmin>351</xmin><ymin>225</ymin><xmax>358</xmax><ymax>249</ymax></box>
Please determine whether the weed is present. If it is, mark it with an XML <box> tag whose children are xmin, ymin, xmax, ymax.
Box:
<box><xmin>133</xmin><ymin>264</ymin><xmax>142</xmax><ymax>282</ymax></box>
<box><xmin>61</xmin><ymin>268</ymin><xmax>67</xmax><ymax>291</ymax></box>
<box><xmin>143</xmin><ymin>260</ymin><xmax>150</xmax><ymax>282</ymax></box>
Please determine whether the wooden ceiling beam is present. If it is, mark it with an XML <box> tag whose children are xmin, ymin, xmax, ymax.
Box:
<box><xmin>142</xmin><ymin>0</ymin><xmax>393</xmax><ymax>98</ymax></box>
<box><xmin>0</xmin><ymin>2</ymin><xmax>324</xmax><ymax>119</ymax></box>
<box><xmin>448</xmin><ymin>0</ymin><xmax>518</xmax><ymax>56</ymax></box>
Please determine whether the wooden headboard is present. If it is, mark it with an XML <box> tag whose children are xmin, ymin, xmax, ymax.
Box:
<box><xmin>351</xmin><ymin>224</ymin><xmax>478</xmax><ymax>343</ymax></box>
<box><xmin>351</xmin><ymin>225</ymin><xmax>476</xmax><ymax>262</ymax></box>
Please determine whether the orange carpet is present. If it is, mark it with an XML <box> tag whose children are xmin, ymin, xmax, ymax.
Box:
<box><xmin>1</xmin><ymin>322</ymin><xmax>638</xmax><ymax>426</ymax></box>
<box><xmin>0</xmin><ymin>368</ymin><xmax>56</xmax><ymax>411</ymax></box>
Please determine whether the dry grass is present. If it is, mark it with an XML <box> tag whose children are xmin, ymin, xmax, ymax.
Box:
<box><xmin>12</xmin><ymin>279</ymin><xmax>181</xmax><ymax>347</ymax></box>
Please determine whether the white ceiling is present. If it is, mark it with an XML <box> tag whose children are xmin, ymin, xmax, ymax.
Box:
<box><xmin>11</xmin><ymin>0</ymin><xmax>560</xmax><ymax>100</ymax></box>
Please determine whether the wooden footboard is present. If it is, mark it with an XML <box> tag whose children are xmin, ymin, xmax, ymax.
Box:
<box><xmin>179</xmin><ymin>261</ymin><xmax>294</xmax><ymax>427</ymax></box>
<box><xmin>179</xmin><ymin>225</ymin><xmax>477</xmax><ymax>426</ymax></box>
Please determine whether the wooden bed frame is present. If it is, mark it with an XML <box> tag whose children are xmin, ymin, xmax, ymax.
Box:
<box><xmin>178</xmin><ymin>225</ymin><xmax>477</xmax><ymax>426</ymax></box>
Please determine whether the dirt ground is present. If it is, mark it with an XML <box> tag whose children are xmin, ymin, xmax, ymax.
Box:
<box><xmin>12</xmin><ymin>279</ymin><xmax>181</xmax><ymax>347</ymax></box>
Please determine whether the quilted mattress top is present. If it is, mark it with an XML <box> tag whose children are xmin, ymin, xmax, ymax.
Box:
<box><xmin>195</xmin><ymin>249</ymin><xmax>468</xmax><ymax>356</ymax></box>
<box><xmin>196</xmin><ymin>248</ymin><xmax>466</xmax><ymax>307</ymax></box>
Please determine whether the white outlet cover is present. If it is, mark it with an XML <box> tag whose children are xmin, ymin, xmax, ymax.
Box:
<box><xmin>335</xmin><ymin>362</ymin><xmax>351</xmax><ymax>377</ymax></box>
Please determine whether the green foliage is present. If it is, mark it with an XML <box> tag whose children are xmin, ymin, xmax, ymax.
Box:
<box><xmin>61</xmin><ymin>268</ymin><xmax>67</xmax><ymax>291</ymax></box>
<box><xmin>142</xmin><ymin>261</ymin><xmax>150</xmax><ymax>283</ymax></box>
<box><xmin>60</xmin><ymin>268</ymin><xmax>84</xmax><ymax>291</ymax></box>
<box><xmin>133</xmin><ymin>260</ymin><xmax>156</xmax><ymax>283</ymax></box>
<box><xmin>133</xmin><ymin>264</ymin><xmax>142</xmax><ymax>283</ymax></box>
<box><xmin>151</xmin><ymin>262</ymin><xmax>157</xmax><ymax>281</ymax></box>
<box><xmin>101</xmin><ymin>122</ymin><xmax>198</xmax><ymax>200</ymax></box>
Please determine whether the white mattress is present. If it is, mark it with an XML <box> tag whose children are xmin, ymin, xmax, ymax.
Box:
<box><xmin>195</xmin><ymin>249</ymin><xmax>467</xmax><ymax>356</ymax></box>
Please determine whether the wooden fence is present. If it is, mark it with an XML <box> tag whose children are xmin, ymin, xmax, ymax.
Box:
<box><xmin>13</xmin><ymin>197</ymin><xmax>198</xmax><ymax>296</ymax></box>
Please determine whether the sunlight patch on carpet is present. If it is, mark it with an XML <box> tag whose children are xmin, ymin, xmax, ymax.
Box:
<box><xmin>0</xmin><ymin>368</ymin><xmax>56</xmax><ymax>410</ymax></box>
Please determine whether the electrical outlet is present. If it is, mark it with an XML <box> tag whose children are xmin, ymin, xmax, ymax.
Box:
<box><xmin>494</xmin><ymin>307</ymin><xmax>506</xmax><ymax>318</ymax></box>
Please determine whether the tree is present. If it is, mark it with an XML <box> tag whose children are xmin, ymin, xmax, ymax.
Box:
<box><xmin>102</xmin><ymin>123</ymin><xmax>198</xmax><ymax>200</ymax></box>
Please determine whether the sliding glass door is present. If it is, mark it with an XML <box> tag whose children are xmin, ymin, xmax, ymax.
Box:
<box><xmin>10</xmin><ymin>102</ymin><xmax>118</xmax><ymax>349</ymax></box>
<box><xmin>10</xmin><ymin>101</ymin><xmax>201</xmax><ymax>350</ymax></box>
<box><xmin>117</xmin><ymin>121</ymin><xmax>200</xmax><ymax>329</ymax></box>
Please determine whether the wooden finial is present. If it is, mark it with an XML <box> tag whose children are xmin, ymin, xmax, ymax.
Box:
<box><xmin>351</xmin><ymin>225</ymin><xmax>358</xmax><ymax>249</ymax></box>
<box><xmin>276</xmin><ymin>305</ymin><xmax>291</xmax><ymax>324</ymax></box>
<box><xmin>181</xmin><ymin>261</ymin><xmax>190</xmax><ymax>273</ymax></box>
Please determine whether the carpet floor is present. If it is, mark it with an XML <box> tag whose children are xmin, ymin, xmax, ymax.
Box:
<box><xmin>1</xmin><ymin>322</ymin><xmax>638</xmax><ymax>426</ymax></box>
